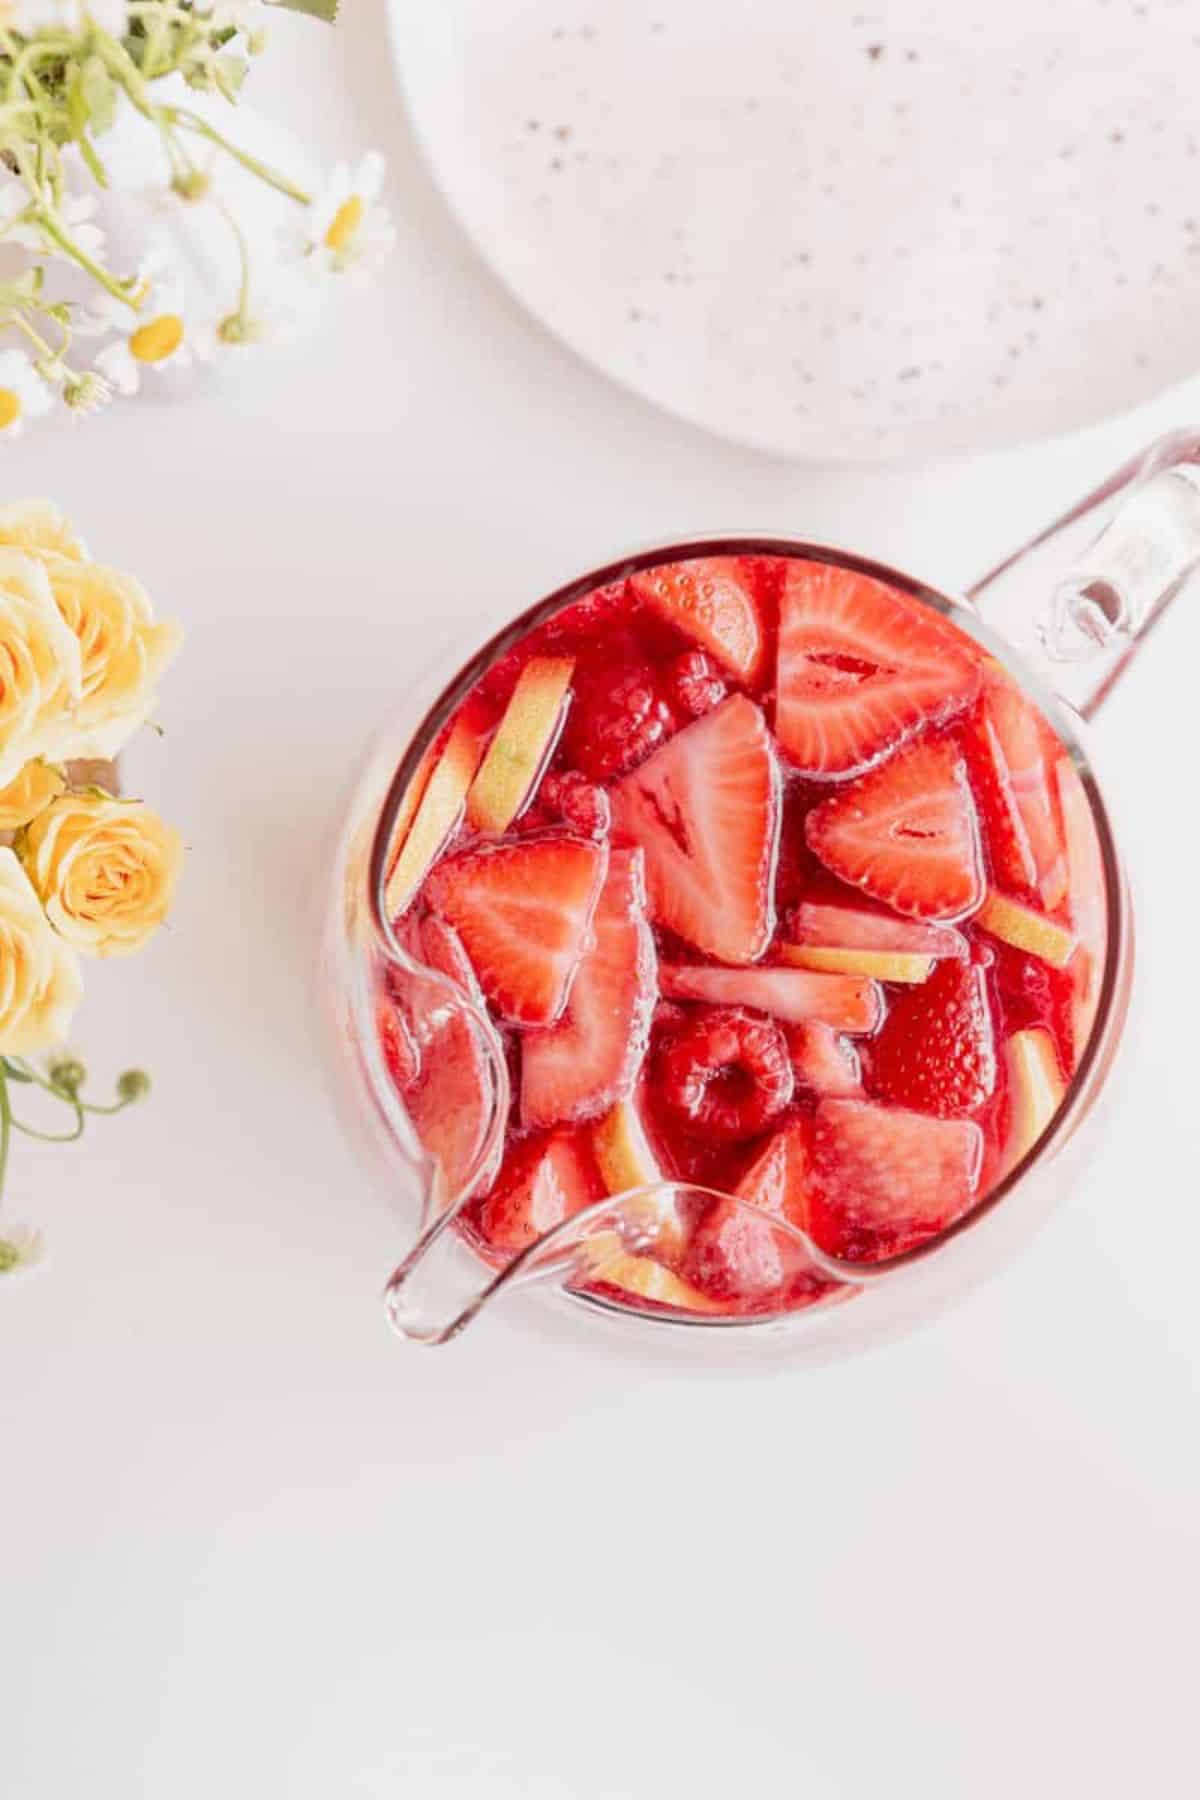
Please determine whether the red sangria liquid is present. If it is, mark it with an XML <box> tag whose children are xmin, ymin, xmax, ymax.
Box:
<box><xmin>376</xmin><ymin>554</ymin><xmax>1107</xmax><ymax>1319</ymax></box>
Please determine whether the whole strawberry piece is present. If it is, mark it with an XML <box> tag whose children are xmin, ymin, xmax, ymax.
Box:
<box><xmin>868</xmin><ymin>957</ymin><xmax>997</xmax><ymax>1118</ymax></box>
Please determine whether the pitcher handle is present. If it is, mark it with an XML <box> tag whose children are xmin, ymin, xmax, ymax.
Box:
<box><xmin>967</xmin><ymin>427</ymin><xmax>1200</xmax><ymax>718</ymax></box>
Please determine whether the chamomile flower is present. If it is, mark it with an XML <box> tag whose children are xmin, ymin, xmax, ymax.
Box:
<box><xmin>0</xmin><ymin>1222</ymin><xmax>47</xmax><ymax>1282</ymax></box>
<box><xmin>0</xmin><ymin>349</ymin><xmax>54</xmax><ymax>440</ymax></box>
<box><xmin>282</xmin><ymin>151</ymin><xmax>395</xmax><ymax>282</ymax></box>
<box><xmin>61</xmin><ymin>367</ymin><xmax>114</xmax><ymax>418</ymax></box>
<box><xmin>90</xmin><ymin>260</ymin><xmax>209</xmax><ymax>395</ymax></box>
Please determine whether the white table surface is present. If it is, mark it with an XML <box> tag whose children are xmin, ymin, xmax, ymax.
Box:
<box><xmin>4</xmin><ymin>9</ymin><xmax>1199</xmax><ymax>1796</ymax></box>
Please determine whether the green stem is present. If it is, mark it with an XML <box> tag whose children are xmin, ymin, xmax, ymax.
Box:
<box><xmin>214</xmin><ymin>196</ymin><xmax>251</xmax><ymax>321</ymax></box>
<box><xmin>163</xmin><ymin>105</ymin><xmax>311</xmax><ymax>205</ymax></box>
<box><xmin>37</xmin><ymin>211</ymin><xmax>138</xmax><ymax>308</ymax></box>
<box><xmin>4</xmin><ymin>1058</ymin><xmax>134</xmax><ymax>1118</ymax></box>
<box><xmin>1</xmin><ymin>310</ymin><xmax>58</xmax><ymax>361</ymax></box>
<box><xmin>10</xmin><ymin>1108</ymin><xmax>84</xmax><ymax>1144</ymax></box>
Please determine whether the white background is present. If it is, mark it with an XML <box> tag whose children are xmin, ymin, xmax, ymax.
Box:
<box><xmin>3</xmin><ymin>8</ymin><xmax>1199</xmax><ymax>1796</ymax></box>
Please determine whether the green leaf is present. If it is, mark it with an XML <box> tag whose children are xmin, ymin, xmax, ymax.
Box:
<box><xmin>1</xmin><ymin>1059</ymin><xmax>33</xmax><ymax>1084</ymax></box>
<box><xmin>270</xmin><ymin>0</ymin><xmax>339</xmax><ymax>20</ymax></box>
<box><xmin>69</xmin><ymin>55</ymin><xmax>117</xmax><ymax>137</ymax></box>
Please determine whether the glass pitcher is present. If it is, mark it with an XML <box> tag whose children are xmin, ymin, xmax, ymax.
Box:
<box><xmin>321</xmin><ymin>429</ymin><xmax>1199</xmax><ymax>1361</ymax></box>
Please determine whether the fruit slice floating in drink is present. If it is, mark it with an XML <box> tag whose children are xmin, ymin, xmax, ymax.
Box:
<box><xmin>375</xmin><ymin>553</ymin><xmax>1108</xmax><ymax>1320</ymax></box>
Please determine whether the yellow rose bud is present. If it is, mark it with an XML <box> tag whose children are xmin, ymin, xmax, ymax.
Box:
<box><xmin>0</xmin><ymin>498</ymin><xmax>85</xmax><ymax>562</ymax></box>
<box><xmin>31</xmin><ymin>555</ymin><xmax>183</xmax><ymax>762</ymax></box>
<box><xmin>21</xmin><ymin>794</ymin><xmax>183</xmax><ymax>958</ymax></box>
<box><xmin>0</xmin><ymin>550</ymin><xmax>83</xmax><ymax>786</ymax></box>
<box><xmin>0</xmin><ymin>760</ymin><xmax>66</xmax><ymax>832</ymax></box>
<box><xmin>0</xmin><ymin>847</ymin><xmax>82</xmax><ymax>1053</ymax></box>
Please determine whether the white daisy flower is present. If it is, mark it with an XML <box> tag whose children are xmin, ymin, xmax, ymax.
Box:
<box><xmin>281</xmin><ymin>151</ymin><xmax>395</xmax><ymax>283</ymax></box>
<box><xmin>0</xmin><ymin>1222</ymin><xmax>47</xmax><ymax>1282</ymax></box>
<box><xmin>90</xmin><ymin>259</ymin><xmax>210</xmax><ymax>395</ymax></box>
<box><xmin>0</xmin><ymin>349</ymin><xmax>54</xmax><ymax>440</ymax></box>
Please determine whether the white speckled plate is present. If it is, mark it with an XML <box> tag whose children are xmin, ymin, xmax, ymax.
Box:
<box><xmin>386</xmin><ymin>0</ymin><xmax>1200</xmax><ymax>461</ymax></box>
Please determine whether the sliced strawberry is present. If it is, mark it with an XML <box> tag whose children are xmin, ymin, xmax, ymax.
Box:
<box><xmin>683</xmin><ymin>1200</ymin><xmax>795</xmax><ymax>1303</ymax></box>
<box><xmin>521</xmin><ymin>847</ymin><xmax>658</xmax><ymax>1129</ymax></box>
<box><xmin>416</xmin><ymin>912</ymin><xmax>486</xmax><ymax>1005</ymax></box>
<box><xmin>389</xmin><ymin>916</ymin><xmax>502</xmax><ymax>1201</ymax></box>
<box><xmin>774</xmin><ymin>560</ymin><xmax>981</xmax><ymax>776</ymax></box>
<box><xmin>788</xmin><ymin>900</ymin><xmax>966</xmax><ymax>958</ymax></box>
<box><xmin>1055</xmin><ymin>755</ymin><xmax>1108</xmax><ymax>1070</ymax></box>
<box><xmin>684</xmin><ymin>1176</ymin><xmax>838</xmax><ymax>1307</ymax></box>
<box><xmin>659</xmin><ymin>962</ymin><xmax>881</xmax><ymax>1033</ymax></box>
<box><xmin>867</xmin><ymin>955</ymin><xmax>997</xmax><ymax>1118</ymax></box>
<box><xmin>609</xmin><ymin>694</ymin><xmax>779</xmax><ymax>964</ymax></box>
<box><xmin>403</xmin><ymin>1007</ymin><xmax>499</xmax><ymax>1203</ymax></box>
<box><xmin>424</xmin><ymin>836</ymin><xmax>607</xmax><ymax>1026</ymax></box>
<box><xmin>631</xmin><ymin>556</ymin><xmax>764</xmax><ymax>681</ymax></box>
<box><xmin>477</xmin><ymin>1129</ymin><xmax>605</xmax><ymax>1255</ymax></box>
<box><xmin>967</xmin><ymin>669</ymin><xmax>1067</xmax><ymax>909</ymax></box>
<box><xmin>735</xmin><ymin>1120</ymin><xmax>813</xmax><ymax>1226</ymax></box>
<box><xmin>377</xmin><ymin>994</ymin><xmax>419</xmax><ymax>1090</ymax></box>
<box><xmin>806</xmin><ymin>1097</ymin><xmax>983</xmax><ymax>1261</ymax></box>
<box><xmin>805</xmin><ymin>737</ymin><xmax>983</xmax><ymax>921</ymax></box>
<box><xmin>785</xmin><ymin>1021</ymin><xmax>863</xmax><ymax>1097</ymax></box>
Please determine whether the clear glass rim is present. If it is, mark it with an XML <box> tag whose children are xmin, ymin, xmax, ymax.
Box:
<box><xmin>364</xmin><ymin>534</ymin><xmax>1130</xmax><ymax>1332</ymax></box>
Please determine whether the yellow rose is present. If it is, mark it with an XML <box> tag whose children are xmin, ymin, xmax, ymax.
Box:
<box><xmin>29</xmin><ymin>555</ymin><xmax>182</xmax><ymax>761</ymax></box>
<box><xmin>21</xmin><ymin>794</ymin><xmax>183</xmax><ymax>958</ymax></box>
<box><xmin>0</xmin><ymin>550</ymin><xmax>83</xmax><ymax>786</ymax></box>
<box><xmin>0</xmin><ymin>498</ymin><xmax>85</xmax><ymax>562</ymax></box>
<box><xmin>0</xmin><ymin>759</ymin><xmax>66</xmax><ymax>831</ymax></box>
<box><xmin>0</xmin><ymin>847</ymin><xmax>82</xmax><ymax>1053</ymax></box>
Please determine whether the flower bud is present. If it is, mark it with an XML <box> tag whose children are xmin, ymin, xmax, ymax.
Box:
<box><xmin>48</xmin><ymin>1054</ymin><xmax>86</xmax><ymax>1095</ymax></box>
<box><xmin>117</xmin><ymin>1068</ymin><xmax>151</xmax><ymax>1104</ymax></box>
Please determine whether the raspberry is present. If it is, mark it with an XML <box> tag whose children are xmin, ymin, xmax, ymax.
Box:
<box><xmin>667</xmin><ymin>649</ymin><xmax>728</xmax><ymax>718</ymax></box>
<box><xmin>539</xmin><ymin>769</ymin><xmax>611</xmax><ymax>838</ymax></box>
<box><xmin>656</xmin><ymin>1006</ymin><xmax>794</xmax><ymax>1141</ymax></box>
<box><xmin>561</xmin><ymin>655</ymin><xmax>677</xmax><ymax>781</ymax></box>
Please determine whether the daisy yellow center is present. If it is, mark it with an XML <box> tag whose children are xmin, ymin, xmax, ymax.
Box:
<box><xmin>324</xmin><ymin>195</ymin><xmax>363</xmax><ymax>253</ymax></box>
<box><xmin>129</xmin><ymin>314</ymin><xmax>184</xmax><ymax>364</ymax></box>
<box><xmin>0</xmin><ymin>389</ymin><xmax>22</xmax><ymax>429</ymax></box>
